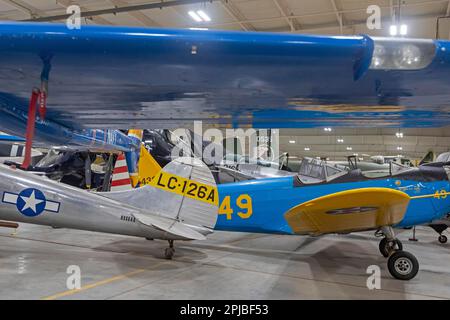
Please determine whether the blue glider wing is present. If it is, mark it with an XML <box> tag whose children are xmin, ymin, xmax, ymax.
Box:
<box><xmin>0</xmin><ymin>133</ymin><xmax>24</xmax><ymax>143</ymax></box>
<box><xmin>0</xmin><ymin>22</ymin><xmax>450</xmax><ymax>130</ymax></box>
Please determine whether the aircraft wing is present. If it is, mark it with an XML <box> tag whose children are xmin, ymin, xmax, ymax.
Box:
<box><xmin>284</xmin><ymin>188</ymin><xmax>410</xmax><ymax>236</ymax></box>
<box><xmin>1</xmin><ymin>22</ymin><xmax>450</xmax><ymax>131</ymax></box>
<box><xmin>0</xmin><ymin>133</ymin><xmax>25</xmax><ymax>143</ymax></box>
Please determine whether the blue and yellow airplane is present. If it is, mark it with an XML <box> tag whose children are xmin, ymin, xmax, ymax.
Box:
<box><xmin>131</xmin><ymin>152</ymin><xmax>450</xmax><ymax>281</ymax></box>
<box><xmin>216</xmin><ymin>160</ymin><xmax>450</xmax><ymax>281</ymax></box>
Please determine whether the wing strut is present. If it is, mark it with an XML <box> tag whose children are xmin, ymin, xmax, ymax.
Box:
<box><xmin>21</xmin><ymin>55</ymin><xmax>51</xmax><ymax>169</ymax></box>
<box><xmin>21</xmin><ymin>88</ymin><xmax>40</xmax><ymax>169</ymax></box>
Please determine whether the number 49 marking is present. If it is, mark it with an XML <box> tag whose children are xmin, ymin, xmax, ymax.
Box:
<box><xmin>434</xmin><ymin>189</ymin><xmax>448</xmax><ymax>199</ymax></box>
<box><xmin>219</xmin><ymin>194</ymin><xmax>253</xmax><ymax>220</ymax></box>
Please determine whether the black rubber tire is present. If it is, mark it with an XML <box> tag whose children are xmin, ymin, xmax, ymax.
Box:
<box><xmin>439</xmin><ymin>235</ymin><xmax>448</xmax><ymax>244</ymax></box>
<box><xmin>387</xmin><ymin>251</ymin><xmax>419</xmax><ymax>280</ymax></box>
<box><xmin>379</xmin><ymin>238</ymin><xmax>403</xmax><ymax>257</ymax></box>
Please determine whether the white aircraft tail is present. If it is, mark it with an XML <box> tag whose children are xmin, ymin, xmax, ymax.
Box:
<box><xmin>102</xmin><ymin>157</ymin><xmax>218</xmax><ymax>240</ymax></box>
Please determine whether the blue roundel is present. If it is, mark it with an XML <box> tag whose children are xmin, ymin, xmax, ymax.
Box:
<box><xmin>16</xmin><ymin>188</ymin><xmax>46</xmax><ymax>217</ymax></box>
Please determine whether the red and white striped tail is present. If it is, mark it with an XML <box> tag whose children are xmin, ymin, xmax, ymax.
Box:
<box><xmin>110</xmin><ymin>153</ymin><xmax>132</xmax><ymax>191</ymax></box>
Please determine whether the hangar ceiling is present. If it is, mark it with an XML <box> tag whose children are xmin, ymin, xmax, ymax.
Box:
<box><xmin>1</xmin><ymin>0</ymin><xmax>449</xmax><ymax>160</ymax></box>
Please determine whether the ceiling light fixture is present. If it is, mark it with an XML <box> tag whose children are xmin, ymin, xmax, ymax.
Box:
<box><xmin>289</xmin><ymin>140</ymin><xmax>296</xmax><ymax>144</ymax></box>
<box><xmin>400</xmin><ymin>24</ymin><xmax>408</xmax><ymax>36</ymax></box>
<box><xmin>188</xmin><ymin>11</ymin><xmax>202</xmax><ymax>22</ymax></box>
<box><xmin>389</xmin><ymin>25</ymin><xmax>398</xmax><ymax>36</ymax></box>
<box><xmin>188</xmin><ymin>10</ymin><xmax>211</xmax><ymax>22</ymax></box>
<box><xmin>346</xmin><ymin>146</ymin><xmax>353</xmax><ymax>151</ymax></box>
<box><xmin>337</xmin><ymin>138</ymin><xmax>344</xmax><ymax>143</ymax></box>
<box><xmin>196</xmin><ymin>10</ymin><xmax>211</xmax><ymax>22</ymax></box>
<box><xmin>390</xmin><ymin>24</ymin><xmax>408</xmax><ymax>37</ymax></box>
<box><xmin>304</xmin><ymin>147</ymin><xmax>310</xmax><ymax>151</ymax></box>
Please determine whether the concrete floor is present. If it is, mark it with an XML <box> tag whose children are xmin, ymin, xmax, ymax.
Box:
<box><xmin>0</xmin><ymin>223</ymin><xmax>449</xmax><ymax>299</ymax></box>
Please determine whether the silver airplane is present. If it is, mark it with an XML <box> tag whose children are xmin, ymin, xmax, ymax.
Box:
<box><xmin>0</xmin><ymin>157</ymin><xmax>218</xmax><ymax>259</ymax></box>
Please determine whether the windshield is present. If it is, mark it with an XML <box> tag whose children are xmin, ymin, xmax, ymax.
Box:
<box><xmin>297</xmin><ymin>157</ymin><xmax>346</xmax><ymax>183</ymax></box>
<box><xmin>35</xmin><ymin>149</ymin><xmax>63</xmax><ymax>167</ymax></box>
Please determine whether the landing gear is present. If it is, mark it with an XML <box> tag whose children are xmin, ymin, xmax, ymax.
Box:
<box><xmin>377</xmin><ymin>226</ymin><xmax>419</xmax><ymax>280</ymax></box>
<box><xmin>439</xmin><ymin>235</ymin><xmax>448</xmax><ymax>244</ymax></box>
<box><xmin>430</xmin><ymin>224</ymin><xmax>448</xmax><ymax>244</ymax></box>
<box><xmin>164</xmin><ymin>240</ymin><xmax>175</xmax><ymax>260</ymax></box>
<box><xmin>387</xmin><ymin>251</ymin><xmax>419</xmax><ymax>281</ymax></box>
<box><xmin>378</xmin><ymin>237</ymin><xmax>403</xmax><ymax>258</ymax></box>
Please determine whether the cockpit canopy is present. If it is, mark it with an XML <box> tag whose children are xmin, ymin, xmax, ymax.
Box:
<box><xmin>297</xmin><ymin>158</ymin><xmax>347</xmax><ymax>184</ymax></box>
<box><xmin>296</xmin><ymin>157</ymin><xmax>419</xmax><ymax>185</ymax></box>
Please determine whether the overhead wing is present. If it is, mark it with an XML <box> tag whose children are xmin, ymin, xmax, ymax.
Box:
<box><xmin>1</xmin><ymin>22</ymin><xmax>450</xmax><ymax>129</ymax></box>
<box><xmin>284</xmin><ymin>188</ymin><xmax>410</xmax><ymax>236</ymax></box>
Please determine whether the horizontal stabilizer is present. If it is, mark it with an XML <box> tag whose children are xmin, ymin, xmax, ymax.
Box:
<box><xmin>133</xmin><ymin>213</ymin><xmax>206</xmax><ymax>241</ymax></box>
<box><xmin>284</xmin><ymin>188</ymin><xmax>410</xmax><ymax>236</ymax></box>
<box><xmin>217</xmin><ymin>165</ymin><xmax>254</xmax><ymax>181</ymax></box>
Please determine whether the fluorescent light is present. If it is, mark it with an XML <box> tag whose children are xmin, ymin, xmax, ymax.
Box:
<box><xmin>304</xmin><ymin>147</ymin><xmax>310</xmax><ymax>151</ymax></box>
<box><xmin>324</xmin><ymin>127</ymin><xmax>332</xmax><ymax>132</ymax></box>
<box><xmin>188</xmin><ymin>11</ymin><xmax>202</xmax><ymax>22</ymax></box>
<box><xmin>289</xmin><ymin>140</ymin><xmax>296</xmax><ymax>144</ymax></box>
<box><xmin>346</xmin><ymin>146</ymin><xmax>352</xmax><ymax>151</ymax></box>
<box><xmin>337</xmin><ymin>138</ymin><xmax>344</xmax><ymax>143</ymax></box>
<box><xmin>400</xmin><ymin>24</ymin><xmax>408</xmax><ymax>36</ymax></box>
<box><xmin>389</xmin><ymin>25</ymin><xmax>398</xmax><ymax>36</ymax></box>
<box><xmin>189</xmin><ymin>27</ymin><xmax>209</xmax><ymax>30</ymax></box>
<box><xmin>196</xmin><ymin>10</ymin><xmax>211</xmax><ymax>22</ymax></box>
<box><xmin>396</xmin><ymin>132</ymin><xmax>404</xmax><ymax>138</ymax></box>
<box><xmin>397</xmin><ymin>146</ymin><xmax>403</xmax><ymax>150</ymax></box>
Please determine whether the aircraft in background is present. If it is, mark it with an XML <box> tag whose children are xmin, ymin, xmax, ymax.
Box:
<box><xmin>217</xmin><ymin>154</ymin><xmax>412</xmax><ymax>182</ymax></box>
<box><xmin>0</xmin><ymin>133</ymin><xmax>42</xmax><ymax>164</ymax></box>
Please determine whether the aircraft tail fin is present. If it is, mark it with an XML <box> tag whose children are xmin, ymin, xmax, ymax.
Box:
<box><xmin>102</xmin><ymin>157</ymin><xmax>218</xmax><ymax>240</ymax></box>
<box><xmin>136</xmin><ymin>144</ymin><xmax>162</xmax><ymax>186</ymax></box>
<box><xmin>110</xmin><ymin>153</ymin><xmax>132</xmax><ymax>191</ymax></box>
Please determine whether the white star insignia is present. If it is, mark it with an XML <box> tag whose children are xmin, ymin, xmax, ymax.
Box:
<box><xmin>20</xmin><ymin>190</ymin><xmax>44</xmax><ymax>213</ymax></box>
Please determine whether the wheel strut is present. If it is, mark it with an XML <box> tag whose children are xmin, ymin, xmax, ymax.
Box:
<box><xmin>378</xmin><ymin>226</ymin><xmax>420</xmax><ymax>280</ymax></box>
<box><xmin>165</xmin><ymin>240</ymin><xmax>175</xmax><ymax>260</ymax></box>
